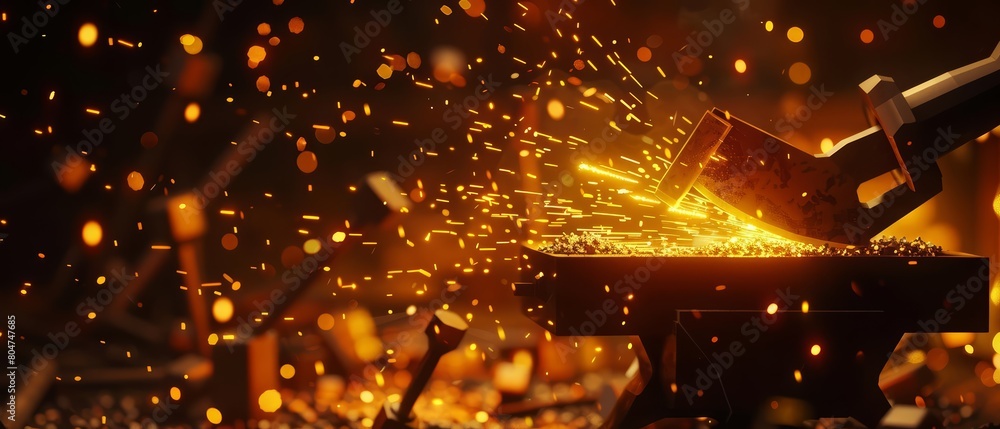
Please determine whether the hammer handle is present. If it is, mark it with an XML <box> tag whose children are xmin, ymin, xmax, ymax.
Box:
<box><xmin>901</xmin><ymin>41</ymin><xmax>1000</xmax><ymax>158</ymax></box>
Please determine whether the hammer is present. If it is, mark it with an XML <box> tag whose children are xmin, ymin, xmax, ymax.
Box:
<box><xmin>655</xmin><ymin>41</ymin><xmax>1000</xmax><ymax>244</ymax></box>
<box><xmin>374</xmin><ymin>310</ymin><xmax>468</xmax><ymax>428</ymax></box>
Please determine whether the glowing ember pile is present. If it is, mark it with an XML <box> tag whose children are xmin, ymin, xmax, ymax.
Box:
<box><xmin>534</xmin><ymin>232</ymin><xmax>640</xmax><ymax>255</ymax></box>
<box><xmin>539</xmin><ymin>233</ymin><xmax>944</xmax><ymax>257</ymax></box>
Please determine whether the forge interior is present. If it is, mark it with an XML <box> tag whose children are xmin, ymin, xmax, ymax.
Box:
<box><xmin>2</xmin><ymin>0</ymin><xmax>1000</xmax><ymax>428</ymax></box>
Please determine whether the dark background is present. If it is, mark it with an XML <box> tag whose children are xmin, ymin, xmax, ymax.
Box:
<box><xmin>2</xmin><ymin>0</ymin><xmax>1000</xmax><ymax>425</ymax></box>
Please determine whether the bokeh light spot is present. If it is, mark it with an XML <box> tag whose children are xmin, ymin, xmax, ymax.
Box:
<box><xmin>786</xmin><ymin>26</ymin><xmax>804</xmax><ymax>43</ymax></box>
<box><xmin>636</xmin><ymin>47</ymin><xmax>652</xmax><ymax>62</ymax></box>
<box><xmin>127</xmin><ymin>171</ymin><xmax>144</xmax><ymax>191</ymax></box>
<box><xmin>206</xmin><ymin>408</ymin><xmax>222</xmax><ymax>424</ymax></box>
<box><xmin>860</xmin><ymin>29</ymin><xmax>875</xmax><ymax>44</ymax></box>
<box><xmin>734</xmin><ymin>59</ymin><xmax>747</xmax><ymax>74</ymax></box>
<box><xmin>297</xmin><ymin>151</ymin><xmax>318</xmax><ymax>173</ymax></box>
<box><xmin>933</xmin><ymin>15</ymin><xmax>946</xmax><ymax>28</ymax></box>
<box><xmin>788</xmin><ymin>62</ymin><xmax>812</xmax><ymax>84</ymax></box>
<box><xmin>78</xmin><ymin>23</ymin><xmax>98</xmax><ymax>47</ymax></box>
<box><xmin>82</xmin><ymin>221</ymin><xmax>102</xmax><ymax>247</ymax></box>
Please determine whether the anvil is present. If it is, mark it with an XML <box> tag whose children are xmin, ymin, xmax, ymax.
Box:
<box><xmin>514</xmin><ymin>246</ymin><xmax>990</xmax><ymax>427</ymax></box>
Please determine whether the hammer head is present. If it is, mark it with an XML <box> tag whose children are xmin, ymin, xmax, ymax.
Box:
<box><xmin>654</xmin><ymin>108</ymin><xmax>943</xmax><ymax>245</ymax></box>
<box><xmin>654</xmin><ymin>110</ymin><xmax>732</xmax><ymax>207</ymax></box>
<box><xmin>425</xmin><ymin>310</ymin><xmax>468</xmax><ymax>353</ymax></box>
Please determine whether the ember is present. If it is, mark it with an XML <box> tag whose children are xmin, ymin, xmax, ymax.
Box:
<box><xmin>538</xmin><ymin>232</ymin><xmax>944</xmax><ymax>257</ymax></box>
